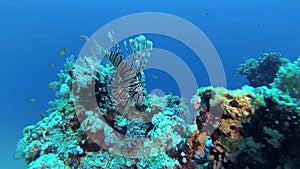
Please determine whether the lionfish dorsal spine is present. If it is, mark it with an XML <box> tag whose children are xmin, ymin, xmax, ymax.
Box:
<box><xmin>106</xmin><ymin>51</ymin><xmax>123</xmax><ymax>68</ymax></box>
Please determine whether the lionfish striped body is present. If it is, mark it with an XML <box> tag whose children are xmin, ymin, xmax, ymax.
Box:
<box><xmin>105</xmin><ymin>51</ymin><xmax>146</xmax><ymax>110</ymax></box>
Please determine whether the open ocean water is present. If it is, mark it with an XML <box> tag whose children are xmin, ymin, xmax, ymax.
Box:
<box><xmin>1</xmin><ymin>0</ymin><xmax>300</xmax><ymax>168</ymax></box>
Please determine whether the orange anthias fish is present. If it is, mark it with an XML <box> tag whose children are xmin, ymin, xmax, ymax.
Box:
<box><xmin>59</xmin><ymin>48</ymin><xmax>67</xmax><ymax>56</ymax></box>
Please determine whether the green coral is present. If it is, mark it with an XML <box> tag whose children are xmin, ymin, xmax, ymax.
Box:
<box><xmin>271</xmin><ymin>56</ymin><xmax>300</xmax><ymax>99</ymax></box>
<box><xmin>263</xmin><ymin>127</ymin><xmax>284</xmax><ymax>148</ymax></box>
<box><xmin>136</xmin><ymin>152</ymin><xmax>180</xmax><ymax>168</ymax></box>
<box><xmin>27</xmin><ymin>154</ymin><xmax>67</xmax><ymax>169</ymax></box>
<box><xmin>237</xmin><ymin>58</ymin><xmax>258</xmax><ymax>75</ymax></box>
<box><xmin>258</xmin><ymin>86</ymin><xmax>296</xmax><ymax>107</ymax></box>
<box><xmin>237</xmin><ymin>53</ymin><xmax>288</xmax><ymax>87</ymax></box>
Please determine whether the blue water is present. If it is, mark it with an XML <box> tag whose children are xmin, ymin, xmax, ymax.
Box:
<box><xmin>1</xmin><ymin>0</ymin><xmax>299</xmax><ymax>168</ymax></box>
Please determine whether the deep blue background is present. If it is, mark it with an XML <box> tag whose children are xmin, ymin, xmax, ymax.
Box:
<box><xmin>1</xmin><ymin>0</ymin><xmax>299</xmax><ymax>168</ymax></box>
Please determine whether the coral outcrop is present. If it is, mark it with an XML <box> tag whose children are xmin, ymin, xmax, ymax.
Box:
<box><xmin>15</xmin><ymin>35</ymin><xmax>300</xmax><ymax>169</ymax></box>
<box><xmin>271</xmin><ymin>56</ymin><xmax>300</xmax><ymax>99</ymax></box>
<box><xmin>237</xmin><ymin>53</ymin><xmax>288</xmax><ymax>87</ymax></box>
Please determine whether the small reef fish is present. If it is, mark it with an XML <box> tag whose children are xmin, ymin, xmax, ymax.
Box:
<box><xmin>59</xmin><ymin>48</ymin><xmax>67</xmax><ymax>56</ymax></box>
<box><xmin>49</xmin><ymin>63</ymin><xmax>54</xmax><ymax>68</ymax></box>
<box><xmin>29</xmin><ymin>98</ymin><xmax>36</xmax><ymax>104</ymax></box>
<box><xmin>39</xmin><ymin>111</ymin><xmax>45</xmax><ymax>119</ymax></box>
<box><xmin>80</xmin><ymin>34</ymin><xmax>90</xmax><ymax>41</ymax></box>
<box><xmin>152</xmin><ymin>75</ymin><xmax>158</xmax><ymax>79</ymax></box>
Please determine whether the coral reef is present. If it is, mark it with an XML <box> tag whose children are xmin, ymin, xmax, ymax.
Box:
<box><xmin>209</xmin><ymin>86</ymin><xmax>299</xmax><ymax>168</ymax></box>
<box><xmin>15</xmin><ymin>34</ymin><xmax>300</xmax><ymax>169</ymax></box>
<box><xmin>237</xmin><ymin>53</ymin><xmax>288</xmax><ymax>87</ymax></box>
<box><xmin>271</xmin><ymin>56</ymin><xmax>300</xmax><ymax>99</ymax></box>
<box><xmin>238</xmin><ymin>52</ymin><xmax>300</xmax><ymax>101</ymax></box>
<box><xmin>15</xmin><ymin>34</ymin><xmax>188</xmax><ymax>169</ymax></box>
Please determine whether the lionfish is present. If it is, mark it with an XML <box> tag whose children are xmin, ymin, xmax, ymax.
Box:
<box><xmin>102</xmin><ymin>31</ymin><xmax>153</xmax><ymax>112</ymax></box>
